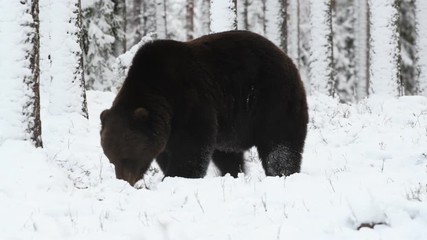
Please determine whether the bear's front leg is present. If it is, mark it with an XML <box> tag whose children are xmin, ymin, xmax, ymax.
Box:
<box><xmin>164</xmin><ymin>106</ymin><xmax>217</xmax><ymax>178</ymax></box>
<box><xmin>165</xmin><ymin>143</ymin><xmax>213</xmax><ymax>178</ymax></box>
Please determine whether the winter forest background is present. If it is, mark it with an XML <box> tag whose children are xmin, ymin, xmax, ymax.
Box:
<box><xmin>2</xmin><ymin>0</ymin><xmax>427</xmax><ymax>147</ymax></box>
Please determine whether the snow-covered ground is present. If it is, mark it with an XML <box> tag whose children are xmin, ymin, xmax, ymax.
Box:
<box><xmin>1</xmin><ymin>91</ymin><xmax>426</xmax><ymax>240</ymax></box>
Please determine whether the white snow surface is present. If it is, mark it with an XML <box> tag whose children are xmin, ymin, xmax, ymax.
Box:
<box><xmin>1</xmin><ymin>91</ymin><xmax>427</xmax><ymax>239</ymax></box>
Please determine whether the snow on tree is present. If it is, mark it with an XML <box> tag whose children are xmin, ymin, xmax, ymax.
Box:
<box><xmin>287</xmin><ymin>0</ymin><xmax>300</xmax><ymax>65</ymax></box>
<box><xmin>126</xmin><ymin>0</ymin><xmax>143</xmax><ymax>47</ymax></box>
<box><xmin>416</xmin><ymin>0</ymin><xmax>427</xmax><ymax>96</ymax></box>
<box><xmin>82</xmin><ymin>0</ymin><xmax>126</xmax><ymax>91</ymax></box>
<box><xmin>47</xmin><ymin>0</ymin><xmax>88</xmax><ymax>118</ymax></box>
<box><xmin>156</xmin><ymin>0</ymin><xmax>168</xmax><ymax>38</ymax></box>
<box><xmin>0</xmin><ymin>0</ymin><xmax>43</xmax><ymax>147</ymax></box>
<box><xmin>368</xmin><ymin>0</ymin><xmax>402</xmax><ymax>97</ymax></box>
<box><xmin>354</xmin><ymin>0</ymin><xmax>370</xmax><ymax>100</ymax></box>
<box><xmin>113</xmin><ymin>35</ymin><xmax>154</xmax><ymax>91</ymax></box>
<box><xmin>333</xmin><ymin>0</ymin><xmax>357</xmax><ymax>102</ymax></box>
<box><xmin>112</xmin><ymin>0</ymin><xmax>127</xmax><ymax>55</ymax></box>
<box><xmin>143</xmin><ymin>0</ymin><xmax>157</xmax><ymax>36</ymax></box>
<box><xmin>194</xmin><ymin>0</ymin><xmax>211</xmax><ymax>37</ymax></box>
<box><xmin>308</xmin><ymin>0</ymin><xmax>334</xmax><ymax>96</ymax></box>
<box><xmin>237</xmin><ymin>0</ymin><xmax>250</xmax><ymax>30</ymax></box>
<box><xmin>265</xmin><ymin>0</ymin><xmax>287</xmax><ymax>52</ymax></box>
<box><xmin>210</xmin><ymin>0</ymin><xmax>237</xmax><ymax>32</ymax></box>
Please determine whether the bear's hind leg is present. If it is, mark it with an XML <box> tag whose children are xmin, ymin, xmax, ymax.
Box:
<box><xmin>257</xmin><ymin>143</ymin><xmax>302</xmax><ymax>177</ymax></box>
<box><xmin>212</xmin><ymin>151</ymin><xmax>244</xmax><ymax>177</ymax></box>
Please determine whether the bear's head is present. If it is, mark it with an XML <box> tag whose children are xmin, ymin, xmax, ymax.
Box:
<box><xmin>100</xmin><ymin>107</ymin><xmax>168</xmax><ymax>186</ymax></box>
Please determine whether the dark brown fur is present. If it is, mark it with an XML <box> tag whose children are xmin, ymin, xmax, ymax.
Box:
<box><xmin>100</xmin><ymin>30</ymin><xmax>308</xmax><ymax>185</ymax></box>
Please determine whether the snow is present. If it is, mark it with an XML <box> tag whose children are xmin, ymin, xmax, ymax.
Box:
<box><xmin>1</xmin><ymin>1</ymin><xmax>427</xmax><ymax>239</ymax></box>
<box><xmin>1</xmin><ymin>90</ymin><xmax>427</xmax><ymax>239</ymax></box>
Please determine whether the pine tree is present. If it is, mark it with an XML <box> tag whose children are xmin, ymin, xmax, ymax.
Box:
<box><xmin>368</xmin><ymin>0</ymin><xmax>402</xmax><ymax>97</ymax></box>
<box><xmin>308</xmin><ymin>0</ymin><xmax>334</xmax><ymax>96</ymax></box>
<box><xmin>0</xmin><ymin>0</ymin><xmax>43</xmax><ymax>147</ymax></box>
<box><xmin>83</xmin><ymin>0</ymin><xmax>126</xmax><ymax>90</ymax></box>
<box><xmin>210</xmin><ymin>0</ymin><xmax>237</xmax><ymax>32</ymax></box>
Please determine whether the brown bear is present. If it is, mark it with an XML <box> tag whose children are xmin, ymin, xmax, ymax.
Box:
<box><xmin>100</xmin><ymin>30</ymin><xmax>308</xmax><ymax>186</ymax></box>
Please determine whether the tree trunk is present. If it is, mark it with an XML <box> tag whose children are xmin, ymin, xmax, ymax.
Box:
<box><xmin>399</xmin><ymin>0</ymin><xmax>417</xmax><ymax>95</ymax></box>
<box><xmin>26</xmin><ymin>0</ymin><xmax>43</xmax><ymax>147</ymax></box>
<box><xmin>186</xmin><ymin>0</ymin><xmax>195</xmax><ymax>40</ymax></box>
<box><xmin>368</xmin><ymin>0</ymin><xmax>402</xmax><ymax>97</ymax></box>
<box><xmin>354</xmin><ymin>0</ymin><xmax>370</xmax><ymax>100</ymax></box>
<box><xmin>210</xmin><ymin>0</ymin><xmax>237</xmax><ymax>32</ymax></box>
<box><xmin>113</xmin><ymin>0</ymin><xmax>127</xmax><ymax>55</ymax></box>
<box><xmin>287</xmin><ymin>0</ymin><xmax>300</xmax><ymax>66</ymax></box>
<box><xmin>265</xmin><ymin>0</ymin><xmax>287</xmax><ymax>52</ymax></box>
<box><xmin>143</xmin><ymin>0</ymin><xmax>157</xmax><ymax>36</ymax></box>
<box><xmin>48</xmin><ymin>0</ymin><xmax>88</xmax><ymax>118</ymax></box>
<box><xmin>156</xmin><ymin>0</ymin><xmax>167</xmax><ymax>38</ymax></box>
<box><xmin>308</xmin><ymin>0</ymin><xmax>335</xmax><ymax>96</ymax></box>
<box><xmin>416</xmin><ymin>0</ymin><xmax>427</xmax><ymax>96</ymax></box>
<box><xmin>0</xmin><ymin>0</ymin><xmax>43</xmax><ymax>147</ymax></box>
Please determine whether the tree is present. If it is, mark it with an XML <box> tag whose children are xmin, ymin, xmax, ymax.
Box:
<box><xmin>156</xmin><ymin>0</ymin><xmax>168</xmax><ymax>38</ymax></box>
<box><xmin>210</xmin><ymin>0</ymin><xmax>237</xmax><ymax>32</ymax></box>
<box><xmin>265</xmin><ymin>0</ymin><xmax>287</xmax><ymax>52</ymax></box>
<box><xmin>333</xmin><ymin>0</ymin><xmax>357</xmax><ymax>102</ymax></box>
<box><xmin>48</xmin><ymin>0</ymin><xmax>88</xmax><ymax>118</ymax></box>
<box><xmin>308</xmin><ymin>0</ymin><xmax>334</xmax><ymax>96</ymax></box>
<box><xmin>354</xmin><ymin>0</ymin><xmax>370</xmax><ymax>100</ymax></box>
<box><xmin>143</xmin><ymin>0</ymin><xmax>157</xmax><ymax>36</ymax></box>
<box><xmin>416</xmin><ymin>0</ymin><xmax>427</xmax><ymax>96</ymax></box>
<box><xmin>186</xmin><ymin>0</ymin><xmax>195</xmax><ymax>40</ymax></box>
<box><xmin>287</xmin><ymin>0</ymin><xmax>300</xmax><ymax>65</ymax></box>
<box><xmin>0</xmin><ymin>0</ymin><xmax>43</xmax><ymax>147</ymax></box>
<box><xmin>127</xmin><ymin>0</ymin><xmax>143</xmax><ymax>47</ymax></box>
<box><xmin>83</xmin><ymin>1</ymin><xmax>119</xmax><ymax>90</ymax></box>
<box><xmin>399</xmin><ymin>0</ymin><xmax>417</xmax><ymax>95</ymax></box>
<box><xmin>112</xmin><ymin>0</ymin><xmax>127</xmax><ymax>55</ymax></box>
<box><xmin>197</xmin><ymin>0</ymin><xmax>211</xmax><ymax>36</ymax></box>
<box><xmin>368</xmin><ymin>0</ymin><xmax>402</xmax><ymax>97</ymax></box>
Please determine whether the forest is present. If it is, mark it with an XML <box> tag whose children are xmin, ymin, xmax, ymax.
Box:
<box><xmin>1</xmin><ymin>0</ymin><xmax>427</xmax><ymax>146</ymax></box>
<box><xmin>0</xmin><ymin>1</ymin><xmax>427</xmax><ymax>239</ymax></box>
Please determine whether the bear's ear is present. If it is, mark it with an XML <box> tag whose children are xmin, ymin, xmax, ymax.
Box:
<box><xmin>100</xmin><ymin>109</ymin><xmax>110</xmax><ymax>125</ymax></box>
<box><xmin>133</xmin><ymin>107</ymin><xmax>149</xmax><ymax>122</ymax></box>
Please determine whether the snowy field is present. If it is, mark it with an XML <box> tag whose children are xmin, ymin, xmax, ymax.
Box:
<box><xmin>1</xmin><ymin>91</ymin><xmax>427</xmax><ymax>240</ymax></box>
